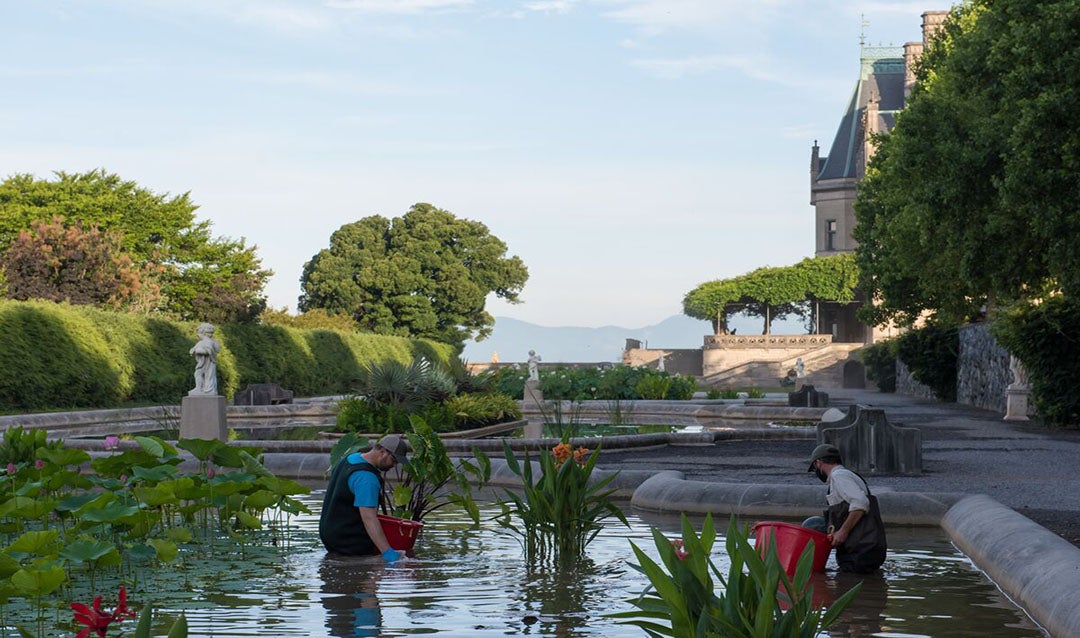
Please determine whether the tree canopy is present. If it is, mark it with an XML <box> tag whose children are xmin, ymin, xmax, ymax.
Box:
<box><xmin>0</xmin><ymin>169</ymin><xmax>271</xmax><ymax>322</ymax></box>
<box><xmin>854</xmin><ymin>0</ymin><xmax>1080</xmax><ymax>326</ymax></box>
<box><xmin>299</xmin><ymin>203</ymin><xmax>528</xmax><ymax>346</ymax></box>
<box><xmin>682</xmin><ymin>254</ymin><xmax>859</xmax><ymax>333</ymax></box>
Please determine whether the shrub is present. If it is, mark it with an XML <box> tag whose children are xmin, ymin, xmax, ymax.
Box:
<box><xmin>445</xmin><ymin>392</ymin><xmax>522</xmax><ymax>429</ymax></box>
<box><xmin>896</xmin><ymin>324</ymin><xmax>958</xmax><ymax>402</ymax></box>
<box><xmin>860</xmin><ymin>340</ymin><xmax>898</xmax><ymax>393</ymax></box>
<box><xmin>481</xmin><ymin>366</ymin><xmax>527</xmax><ymax>399</ymax></box>
<box><xmin>634</xmin><ymin>375</ymin><xmax>672</xmax><ymax>400</ymax></box>
<box><xmin>665</xmin><ymin>374</ymin><xmax>698</xmax><ymax>400</ymax></box>
<box><xmin>994</xmin><ymin>296</ymin><xmax>1080</xmax><ymax>427</ymax></box>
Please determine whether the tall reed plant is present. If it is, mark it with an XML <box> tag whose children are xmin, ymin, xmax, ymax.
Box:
<box><xmin>496</xmin><ymin>440</ymin><xmax>627</xmax><ymax>564</ymax></box>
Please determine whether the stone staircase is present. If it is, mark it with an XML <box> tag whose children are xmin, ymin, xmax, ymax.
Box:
<box><xmin>703</xmin><ymin>343</ymin><xmax>864</xmax><ymax>389</ymax></box>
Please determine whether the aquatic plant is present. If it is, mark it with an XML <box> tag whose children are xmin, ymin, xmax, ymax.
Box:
<box><xmin>496</xmin><ymin>440</ymin><xmax>628</xmax><ymax>564</ymax></box>
<box><xmin>612</xmin><ymin>514</ymin><xmax>860</xmax><ymax>637</ymax></box>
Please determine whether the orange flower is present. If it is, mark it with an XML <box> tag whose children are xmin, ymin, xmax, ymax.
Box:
<box><xmin>551</xmin><ymin>443</ymin><xmax>573</xmax><ymax>467</ymax></box>
<box><xmin>573</xmin><ymin>446</ymin><xmax>589</xmax><ymax>464</ymax></box>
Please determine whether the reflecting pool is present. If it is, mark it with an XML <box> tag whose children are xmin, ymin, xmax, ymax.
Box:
<box><xmin>135</xmin><ymin>495</ymin><xmax>1046</xmax><ymax>638</ymax></box>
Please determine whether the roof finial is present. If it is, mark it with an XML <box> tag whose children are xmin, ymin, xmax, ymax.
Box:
<box><xmin>859</xmin><ymin>13</ymin><xmax>869</xmax><ymax>48</ymax></box>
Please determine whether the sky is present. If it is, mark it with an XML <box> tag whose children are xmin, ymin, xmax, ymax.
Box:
<box><xmin>0</xmin><ymin>0</ymin><xmax>941</xmax><ymax>329</ymax></box>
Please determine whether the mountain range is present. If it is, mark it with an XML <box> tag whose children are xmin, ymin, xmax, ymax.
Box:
<box><xmin>461</xmin><ymin>314</ymin><xmax>714</xmax><ymax>363</ymax></box>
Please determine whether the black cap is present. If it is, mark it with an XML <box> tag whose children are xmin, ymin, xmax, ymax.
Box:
<box><xmin>377</xmin><ymin>434</ymin><xmax>409</xmax><ymax>465</ymax></box>
<box><xmin>805</xmin><ymin>443</ymin><xmax>841</xmax><ymax>471</ymax></box>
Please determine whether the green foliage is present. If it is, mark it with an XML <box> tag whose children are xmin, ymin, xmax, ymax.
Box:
<box><xmin>0</xmin><ymin>430</ymin><xmax>309</xmax><ymax>635</ymax></box>
<box><xmin>994</xmin><ymin>296</ymin><xmax>1080</xmax><ymax>427</ymax></box>
<box><xmin>665</xmin><ymin>375</ymin><xmax>698</xmax><ymax>401</ymax></box>
<box><xmin>0</xmin><ymin>169</ymin><xmax>271</xmax><ymax>322</ymax></box>
<box><xmin>896</xmin><ymin>325</ymin><xmax>958</xmax><ymax>402</ymax></box>
<box><xmin>683</xmin><ymin>254</ymin><xmax>859</xmax><ymax>332</ymax></box>
<box><xmin>445</xmin><ymin>392</ymin><xmax>522</xmax><ymax>428</ymax></box>
<box><xmin>0</xmin><ymin>299</ymin><xmax>454</xmax><ymax>410</ymax></box>
<box><xmin>746</xmin><ymin>388</ymin><xmax>765</xmax><ymax>399</ymax></box>
<box><xmin>496</xmin><ymin>440</ymin><xmax>628</xmax><ymax>564</ymax></box>
<box><xmin>0</xmin><ymin>216</ymin><xmax>161</xmax><ymax>311</ymax></box>
<box><xmin>385</xmin><ymin>416</ymin><xmax>491</xmax><ymax>523</ymax></box>
<box><xmin>299</xmin><ymin>203</ymin><xmax>529</xmax><ymax>346</ymax></box>
<box><xmin>259</xmin><ymin>307</ymin><xmax>360</xmax><ymax>332</ymax></box>
<box><xmin>611</xmin><ymin>514</ymin><xmax>859</xmax><ymax>637</ymax></box>
<box><xmin>860</xmin><ymin>341</ymin><xmax>898</xmax><ymax>393</ymax></box>
<box><xmin>635</xmin><ymin>375</ymin><xmax>672</xmax><ymax>400</ymax></box>
<box><xmin>481</xmin><ymin>366</ymin><xmax>527</xmax><ymax>399</ymax></box>
<box><xmin>855</xmin><ymin>1</ymin><xmax>1080</xmax><ymax>324</ymax></box>
<box><xmin>0</xmin><ymin>427</ymin><xmax>62</xmax><ymax>466</ymax></box>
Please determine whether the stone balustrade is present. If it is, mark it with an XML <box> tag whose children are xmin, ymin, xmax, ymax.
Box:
<box><xmin>704</xmin><ymin>334</ymin><xmax>834</xmax><ymax>349</ymax></box>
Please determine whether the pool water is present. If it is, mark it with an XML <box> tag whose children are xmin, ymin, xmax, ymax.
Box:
<box><xmin>129</xmin><ymin>495</ymin><xmax>1046</xmax><ymax>638</ymax></box>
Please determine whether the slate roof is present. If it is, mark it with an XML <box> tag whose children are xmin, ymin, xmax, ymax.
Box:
<box><xmin>816</xmin><ymin>47</ymin><xmax>906</xmax><ymax>182</ymax></box>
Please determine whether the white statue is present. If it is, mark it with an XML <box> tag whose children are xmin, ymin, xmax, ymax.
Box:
<box><xmin>189</xmin><ymin>323</ymin><xmax>221</xmax><ymax>395</ymax></box>
<box><xmin>1008</xmin><ymin>355</ymin><xmax>1029</xmax><ymax>390</ymax></box>
<box><xmin>527</xmin><ymin>350</ymin><xmax>541</xmax><ymax>382</ymax></box>
<box><xmin>796</xmin><ymin>357</ymin><xmax>805</xmax><ymax>378</ymax></box>
<box><xmin>657</xmin><ymin>353</ymin><xmax>666</xmax><ymax>372</ymax></box>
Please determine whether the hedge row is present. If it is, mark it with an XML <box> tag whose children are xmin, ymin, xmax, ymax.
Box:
<box><xmin>0</xmin><ymin>300</ymin><xmax>454</xmax><ymax>411</ymax></box>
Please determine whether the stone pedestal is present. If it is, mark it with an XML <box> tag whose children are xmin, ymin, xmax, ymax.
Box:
<box><xmin>1003</xmin><ymin>387</ymin><xmax>1031</xmax><ymax>422</ymax></box>
<box><xmin>523</xmin><ymin>380</ymin><xmax>544</xmax><ymax>438</ymax></box>
<box><xmin>180</xmin><ymin>395</ymin><xmax>228</xmax><ymax>441</ymax></box>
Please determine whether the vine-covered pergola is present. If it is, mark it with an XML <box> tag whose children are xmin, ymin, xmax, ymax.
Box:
<box><xmin>682</xmin><ymin>254</ymin><xmax>860</xmax><ymax>335</ymax></box>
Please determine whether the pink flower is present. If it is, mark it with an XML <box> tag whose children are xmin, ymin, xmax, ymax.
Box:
<box><xmin>103</xmin><ymin>436</ymin><xmax>120</xmax><ymax>450</ymax></box>
<box><xmin>206</xmin><ymin>465</ymin><xmax>215</xmax><ymax>479</ymax></box>
<box><xmin>34</xmin><ymin>459</ymin><xmax>45</xmax><ymax>470</ymax></box>
<box><xmin>669</xmin><ymin>539</ymin><xmax>690</xmax><ymax>561</ymax></box>
<box><xmin>119</xmin><ymin>474</ymin><xmax>128</xmax><ymax>483</ymax></box>
<box><xmin>5</xmin><ymin>463</ymin><xmax>15</xmax><ymax>475</ymax></box>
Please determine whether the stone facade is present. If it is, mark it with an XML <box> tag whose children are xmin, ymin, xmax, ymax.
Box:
<box><xmin>621</xmin><ymin>348</ymin><xmax>702</xmax><ymax>377</ymax></box>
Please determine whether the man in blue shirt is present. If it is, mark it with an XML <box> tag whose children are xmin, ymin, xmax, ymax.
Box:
<box><xmin>320</xmin><ymin>434</ymin><xmax>410</xmax><ymax>562</ymax></box>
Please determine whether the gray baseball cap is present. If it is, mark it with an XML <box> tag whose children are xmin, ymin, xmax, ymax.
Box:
<box><xmin>377</xmin><ymin>434</ymin><xmax>409</xmax><ymax>465</ymax></box>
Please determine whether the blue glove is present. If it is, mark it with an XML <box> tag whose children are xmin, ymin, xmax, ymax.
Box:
<box><xmin>381</xmin><ymin>548</ymin><xmax>402</xmax><ymax>562</ymax></box>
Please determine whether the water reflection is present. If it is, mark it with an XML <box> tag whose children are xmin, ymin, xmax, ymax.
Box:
<box><xmin>319</xmin><ymin>556</ymin><xmax>384</xmax><ymax>637</ymax></box>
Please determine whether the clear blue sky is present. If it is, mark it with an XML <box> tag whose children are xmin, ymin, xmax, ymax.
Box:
<box><xmin>0</xmin><ymin>0</ymin><xmax>942</xmax><ymax>328</ymax></box>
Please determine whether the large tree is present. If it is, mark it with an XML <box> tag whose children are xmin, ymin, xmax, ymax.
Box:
<box><xmin>854</xmin><ymin>0</ymin><xmax>1080</xmax><ymax>326</ymax></box>
<box><xmin>299</xmin><ymin>203</ymin><xmax>528</xmax><ymax>345</ymax></box>
<box><xmin>0</xmin><ymin>169</ymin><xmax>271</xmax><ymax>321</ymax></box>
<box><xmin>0</xmin><ymin>216</ymin><xmax>160</xmax><ymax>310</ymax></box>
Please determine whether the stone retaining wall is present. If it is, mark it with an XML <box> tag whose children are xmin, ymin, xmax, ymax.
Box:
<box><xmin>956</xmin><ymin>323</ymin><xmax>1011</xmax><ymax>413</ymax></box>
<box><xmin>894</xmin><ymin>359</ymin><xmax>936</xmax><ymax>401</ymax></box>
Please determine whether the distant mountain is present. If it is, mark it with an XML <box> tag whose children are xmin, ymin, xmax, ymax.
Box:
<box><xmin>461</xmin><ymin>315</ymin><xmax>714</xmax><ymax>363</ymax></box>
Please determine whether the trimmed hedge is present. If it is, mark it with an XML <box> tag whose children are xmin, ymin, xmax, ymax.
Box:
<box><xmin>860</xmin><ymin>339</ymin><xmax>898</xmax><ymax>393</ymax></box>
<box><xmin>0</xmin><ymin>300</ymin><xmax>454</xmax><ymax>411</ymax></box>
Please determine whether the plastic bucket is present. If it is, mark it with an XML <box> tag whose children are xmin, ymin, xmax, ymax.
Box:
<box><xmin>752</xmin><ymin>521</ymin><xmax>831</xmax><ymax>575</ymax></box>
<box><xmin>378</xmin><ymin>515</ymin><xmax>424</xmax><ymax>550</ymax></box>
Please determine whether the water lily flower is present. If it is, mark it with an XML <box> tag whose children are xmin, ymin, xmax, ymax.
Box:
<box><xmin>5</xmin><ymin>463</ymin><xmax>15</xmax><ymax>475</ymax></box>
<box><xmin>71</xmin><ymin>586</ymin><xmax>137</xmax><ymax>638</ymax></box>
<box><xmin>103</xmin><ymin>436</ymin><xmax>120</xmax><ymax>450</ymax></box>
<box><xmin>34</xmin><ymin>459</ymin><xmax>45</xmax><ymax>470</ymax></box>
<box><xmin>206</xmin><ymin>464</ymin><xmax>216</xmax><ymax>479</ymax></box>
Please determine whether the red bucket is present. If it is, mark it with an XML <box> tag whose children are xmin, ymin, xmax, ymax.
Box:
<box><xmin>378</xmin><ymin>515</ymin><xmax>423</xmax><ymax>550</ymax></box>
<box><xmin>752</xmin><ymin>521</ymin><xmax>831</xmax><ymax>575</ymax></box>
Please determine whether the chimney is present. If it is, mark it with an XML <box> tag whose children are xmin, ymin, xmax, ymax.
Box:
<box><xmin>922</xmin><ymin>10</ymin><xmax>949</xmax><ymax>46</ymax></box>
<box><xmin>903</xmin><ymin>41</ymin><xmax>924</xmax><ymax>99</ymax></box>
<box><xmin>811</xmin><ymin>140</ymin><xmax>820</xmax><ymax>183</ymax></box>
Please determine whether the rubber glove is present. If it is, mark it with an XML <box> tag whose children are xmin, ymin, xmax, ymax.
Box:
<box><xmin>382</xmin><ymin>548</ymin><xmax>402</xmax><ymax>562</ymax></box>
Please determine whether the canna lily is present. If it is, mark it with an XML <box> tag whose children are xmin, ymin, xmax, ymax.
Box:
<box><xmin>669</xmin><ymin>538</ymin><xmax>690</xmax><ymax>561</ymax></box>
<box><xmin>71</xmin><ymin>586</ymin><xmax>137</xmax><ymax>638</ymax></box>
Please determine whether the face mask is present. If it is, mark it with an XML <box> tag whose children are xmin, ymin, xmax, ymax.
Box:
<box><xmin>814</xmin><ymin>466</ymin><xmax>828</xmax><ymax>483</ymax></box>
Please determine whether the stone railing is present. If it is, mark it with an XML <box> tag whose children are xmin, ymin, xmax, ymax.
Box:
<box><xmin>704</xmin><ymin>334</ymin><xmax>834</xmax><ymax>349</ymax></box>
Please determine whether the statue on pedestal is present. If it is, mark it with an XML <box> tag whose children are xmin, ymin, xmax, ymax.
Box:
<box><xmin>1008</xmin><ymin>355</ymin><xmax>1030</xmax><ymax>390</ymax></box>
<box><xmin>527</xmin><ymin>350</ymin><xmax>541</xmax><ymax>382</ymax></box>
<box><xmin>189</xmin><ymin>323</ymin><xmax>221</xmax><ymax>396</ymax></box>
